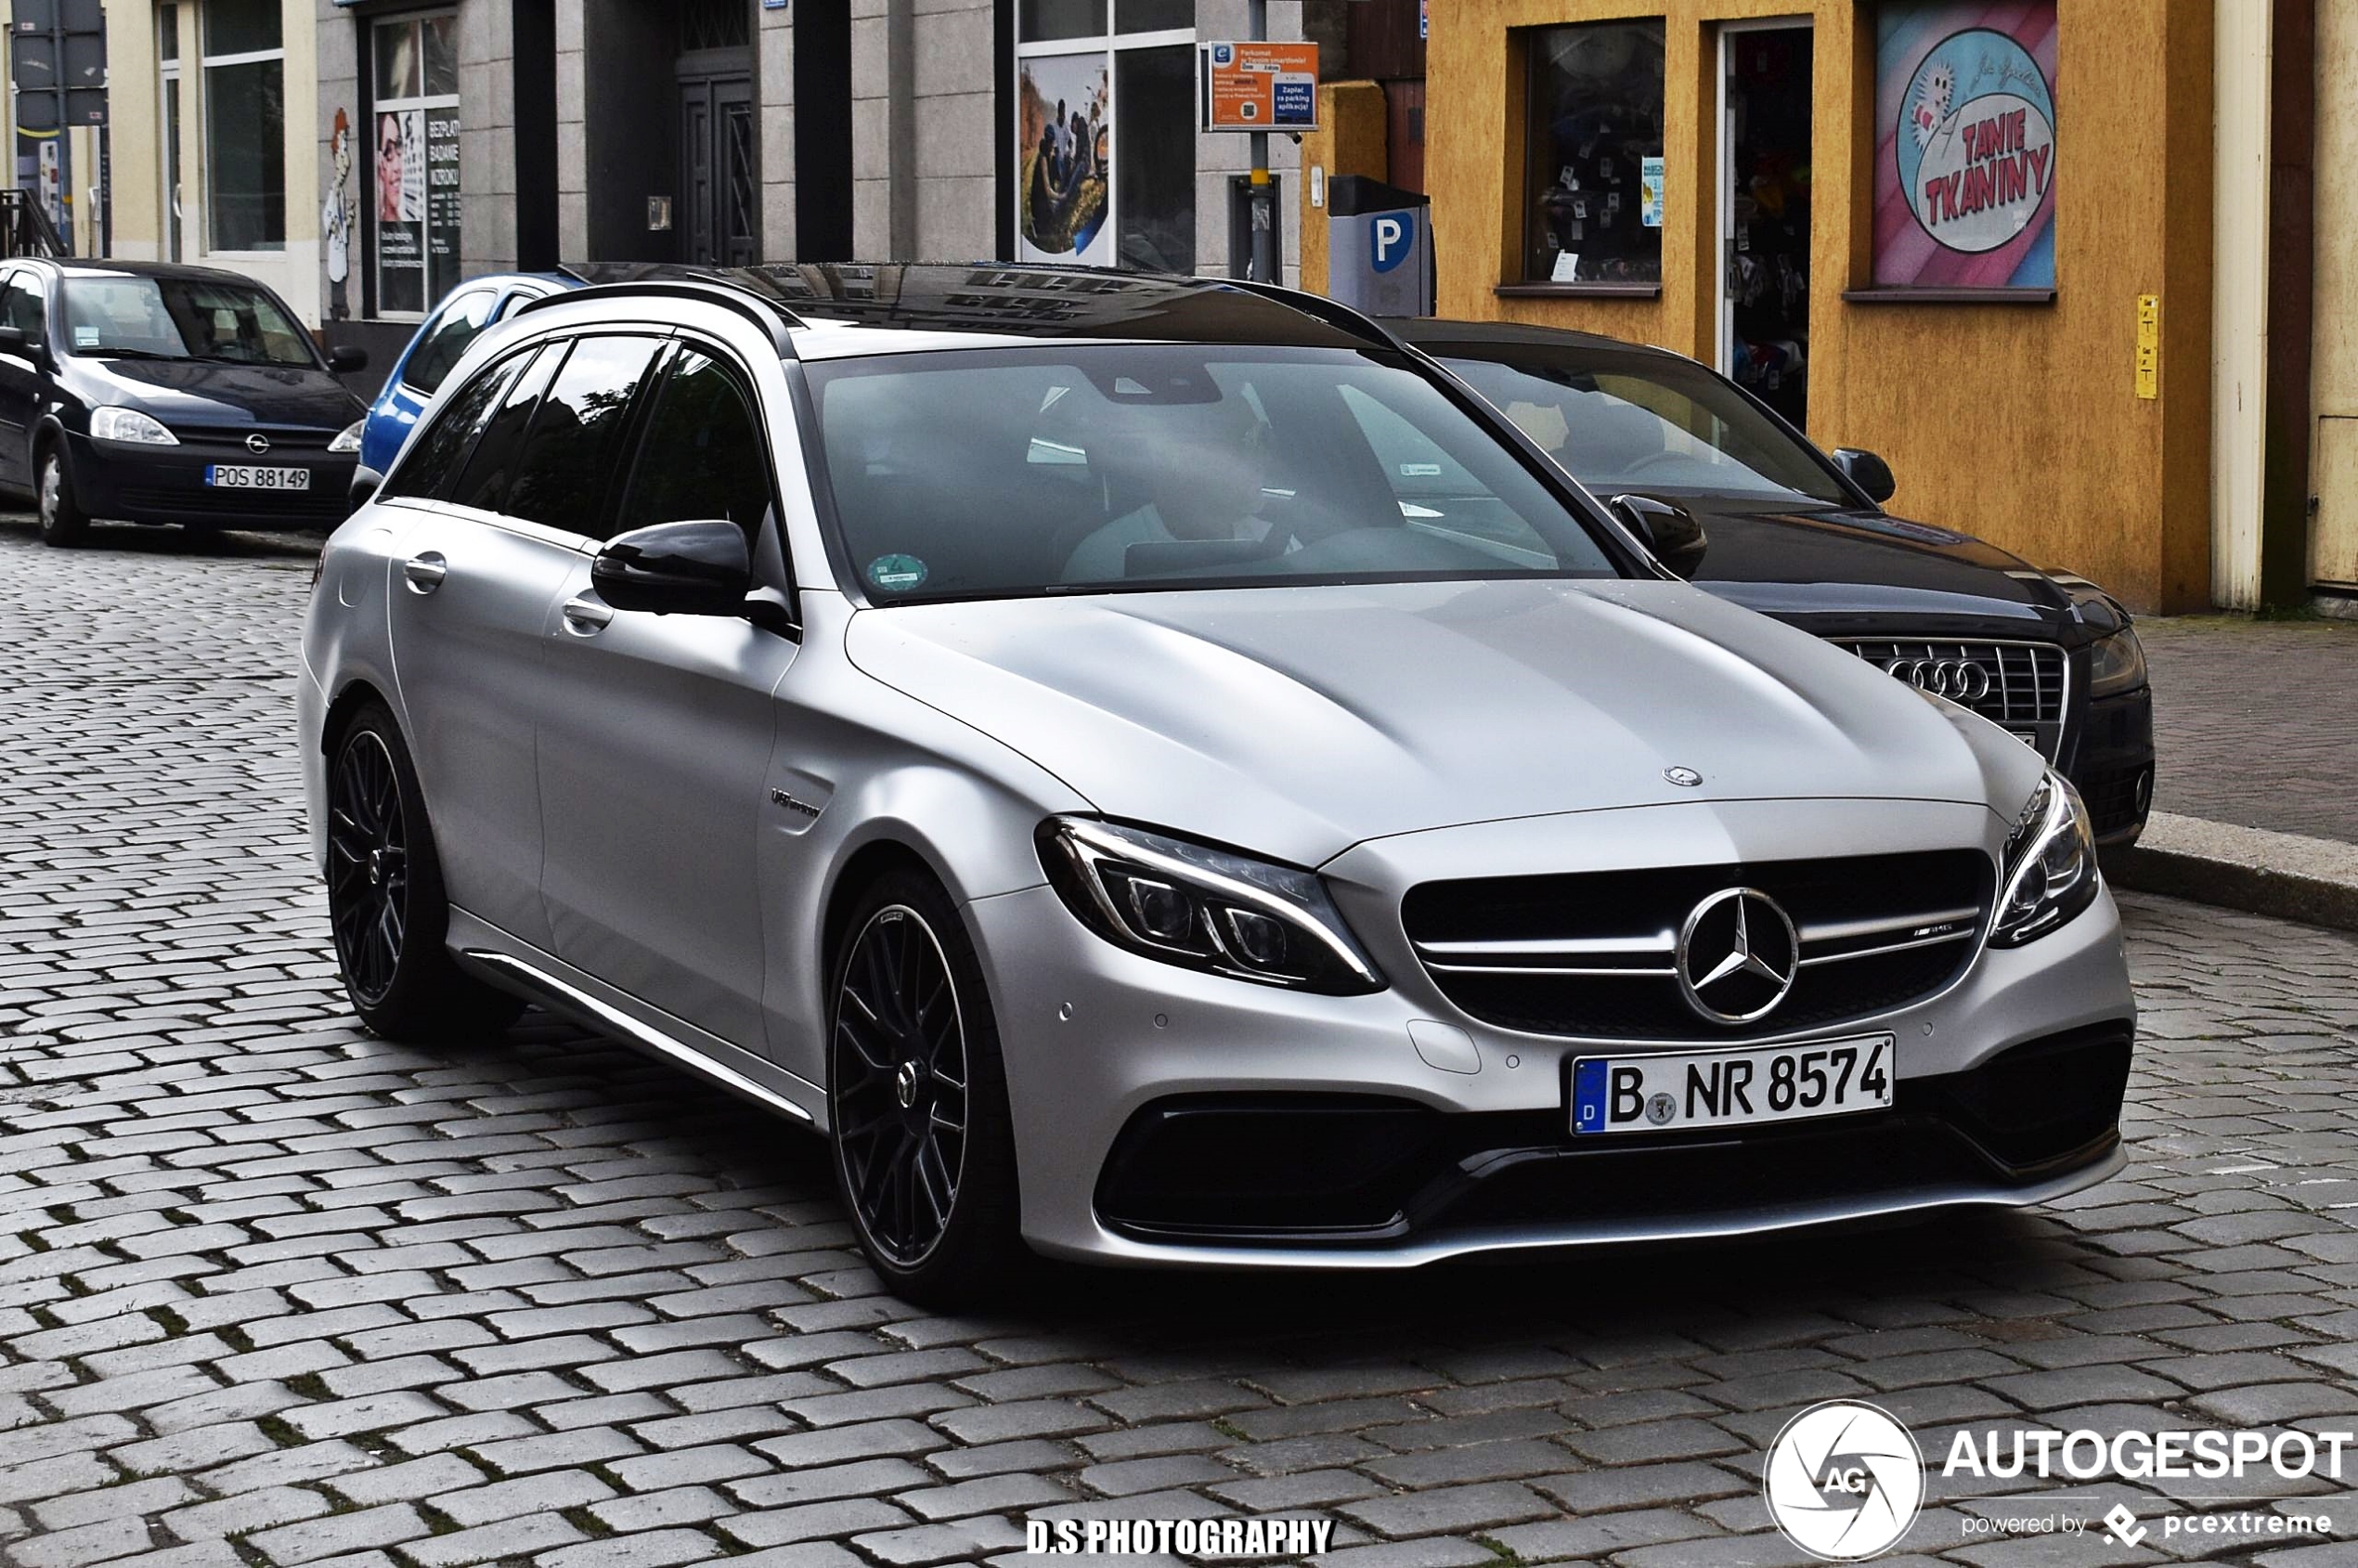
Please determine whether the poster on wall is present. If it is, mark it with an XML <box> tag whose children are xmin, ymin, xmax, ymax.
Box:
<box><xmin>373</xmin><ymin>104</ymin><xmax>459</xmax><ymax>316</ymax></box>
<box><xmin>1872</xmin><ymin>1</ymin><xmax>2056</xmax><ymax>290</ymax></box>
<box><xmin>1017</xmin><ymin>52</ymin><xmax>1111</xmax><ymax>266</ymax></box>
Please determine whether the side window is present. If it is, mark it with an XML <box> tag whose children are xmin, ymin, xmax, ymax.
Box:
<box><xmin>3</xmin><ymin>275</ymin><xmax>46</xmax><ymax>343</ymax></box>
<box><xmin>504</xmin><ymin>334</ymin><xmax>665</xmax><ymax>537</ymax></box>
<box><xmin>620</xmin><ymin>348</ymin><xmax>774</xmax><ymax>541</ymax></box>
<box><xmin>380</xmin><ymin>349</ymin><xmax>528</xmax><ymax>502</ymax></box>
<box><xmin>402</xmin><ymin>289</ymin><xmax>498</xmax><ymax>395</ymax></box>
<box><xmin>447</xmin><ymin>343</ymin><xmax>562</xmax><ymax>515</ymax></box>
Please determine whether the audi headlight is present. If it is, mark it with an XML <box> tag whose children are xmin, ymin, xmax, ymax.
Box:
<box><xmin>2088</xmin><ymin>627</ymin><xmax>2147</xmax><ymax>698</ymax></box>
<box><xmin>1039</xmin><ymin>817</ymin><xmax>1383</xmax><ymax>994</ymax></box>
<box><xmin>90</xmin><ymin>407</ymin><xmax>177</xmax><ymax>446</ymax></box>
<box><xmin>329</xmin><ymin>420</ymin><xmax>366</xmax><ymax>454</ymax></box>
<box><xmin>1991</xmin><ymin>772</ymin><xmax>2100</xmax><ymax>947</ymax></box>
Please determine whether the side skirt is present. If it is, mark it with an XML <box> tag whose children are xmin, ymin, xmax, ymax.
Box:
<box><xmin>448</xmin><ymin>911</ymin><xmax>823</xmax><ymax>1128</ymax></box>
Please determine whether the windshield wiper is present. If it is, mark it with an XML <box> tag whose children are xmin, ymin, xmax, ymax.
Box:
<box><xmin>81</xmin><ymin>346</ymin><xmax>189</xmax><ymax>362</ymax></box>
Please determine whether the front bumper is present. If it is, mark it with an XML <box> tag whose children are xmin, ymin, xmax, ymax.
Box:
<box><xmin>2069</xmin><ymin>684</ymin><xmax>2155</xmax><ymax>846</ymax></box>
<box><xmin>968</xmin><ymin>798</ymin><xmax>2136</xmax><ymax>1268</ymax></box>
<box><xmin>68</xmin><ymin>430</ymin><xmax>357</xmax><ymax>531</ymax></box>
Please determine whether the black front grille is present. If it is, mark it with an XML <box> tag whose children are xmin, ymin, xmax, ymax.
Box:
<box><xmin>1835</xmin><ymin>639</ymin><xmax>2066</xmax><ymax>759</ymax></box>
<box><xmin>1405</xmin><ymin>850</ymin><xmax>1992</xmax><ymax>1041</ymax></box>
<box><xmin>117</xmin><ymin>483</ymin><xmax>349</xmax><ymax>524</ymax></box>
<box><xmin>1095</xmin><ymin>1025</ymin><xmax>2132</xmax><ymax>1243</ymax></box>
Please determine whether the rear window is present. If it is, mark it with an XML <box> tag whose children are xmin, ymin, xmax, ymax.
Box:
<box><xmin>806</xmin><ymin>344</ymin><xmax>1617</xmax><ymax>603</ymax></box>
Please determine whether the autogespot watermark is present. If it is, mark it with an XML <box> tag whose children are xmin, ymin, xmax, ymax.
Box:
<box><xmin>1762</xmin><ymin>1400</ymin><xmax>2351</xmax><ymax>1562</ymax></box>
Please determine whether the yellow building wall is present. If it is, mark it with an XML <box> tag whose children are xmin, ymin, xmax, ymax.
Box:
<box><xmin>0</xmin><ymin>0</ymin><xmax>323</xmax><ymax>322</ymax></box>
<box><xmin>1426</xmin><ymin>0</ymin><xmax>2214</xmax><ymax>613</ymax></box>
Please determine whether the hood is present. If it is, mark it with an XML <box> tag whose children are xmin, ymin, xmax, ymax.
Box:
<box><xmin>845</xmin><ymin>578</ymin><xmax>2041</xmax><ymax>868</ymax></box>
<box><xmin>67</xmin><ymin>356</ymin><xmax>365</xmax><ymax>433</ymax></box>
<box><xmin>1652</xmin><ymin>497</ymin><xmax>2072</xmax><ymax>628</ymax></box>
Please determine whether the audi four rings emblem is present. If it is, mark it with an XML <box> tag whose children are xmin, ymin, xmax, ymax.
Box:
<box><xmin>244</xmin><ymin>434</ymin><xmax>271</xmax><ymax>455</ymax></box>
<box><xmin>1885</xmin><ymin>655</ymin><xmax>1991</xmax><ymax>702</ymax></box>
<box><xmin>1676</xmin><ymin>887</ymin><xmax>1800</xmax><ymax>1025</ymax></box>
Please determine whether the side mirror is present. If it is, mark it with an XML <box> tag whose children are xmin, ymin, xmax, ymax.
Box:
<box><xmin>0</xmin><ymin>325</ymin><xmax>27</xmax><ymax>353</ymax></box>
<box><xmin>1610</xmin><ymin>493</ymin><xmax>1708</xmax><ymax>579</ymax></box>
<box><xmin>591</xmin><ymin>519</ymin><xmax>751</xmax><ymax>616</ymax></box>
<box><xmin>1831</xmin><ymin>447</ymin><xmax>1897</xmax><ymax>505</ymax></box>
<box><xmin>328</xmin><ymin>344</ymin><xmax>369</xmax><ymax>374</ymax></box>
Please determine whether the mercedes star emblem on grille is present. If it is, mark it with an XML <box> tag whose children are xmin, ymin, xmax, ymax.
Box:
<box><xmin>1676</xmin><ymin>888</ymin><xmax>1800</xmax><ymax>1025</ymax></box>
<box><xmin>244</xmin><ymin>434</ymin><xmax>272</xmax><ymax>455</ymax></box>
<box><xmin>1885</xmin><ymin>656</ymin><xmax>1993</xmax><ymax>703</ymax></box>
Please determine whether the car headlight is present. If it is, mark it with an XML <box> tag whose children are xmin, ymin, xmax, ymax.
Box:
<box><xmin>1990</xmin><ymin>772</ymin><xmax>2100</xmax><ymax>947</ymax></box>
<box><xmin>90</xmin><ymin>407</ymin><xmax>178</xmax><ymax>446</ymax></box>
<box><xmin>1038</xmin><ymin>817</ymin><xmax>1384</xmax><ymax>994</ymax></box>
<box><xmin>2088</xmin><ymin>627</ymin><xmax>2147</xmax><ymax>697</ymax></box>
<box><xmin>330</xmin><ymin>420</ymin><xmax>366</xmax><ymax>454</ymax></box>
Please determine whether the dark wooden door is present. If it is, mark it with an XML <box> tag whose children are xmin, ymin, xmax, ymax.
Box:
<box><xmin>680</xmin><ymin>73</ymin><xmax>756</xmax><ymax>266</ymax></box>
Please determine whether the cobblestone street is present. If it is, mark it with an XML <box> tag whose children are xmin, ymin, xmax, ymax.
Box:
<box><xmin>5</xmin><ymin>517</ymin><xmax>2358</xmax><ymax>1568</ymax></box>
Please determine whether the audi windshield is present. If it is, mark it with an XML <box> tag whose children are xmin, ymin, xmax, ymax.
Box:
<box><xmin>806</xmin><ymin>345</ymin><xmax>1622</xmax><ymax>603</ymax></box>
<box><xmin>1438</xmin><ymin>345</ymin><xmax>1852</xmax><ymax>508</ymax></box>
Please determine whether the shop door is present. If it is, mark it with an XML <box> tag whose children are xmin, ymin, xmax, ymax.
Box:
<box><xmin>680</xmin><ymin>73</ymin><xmax>757</xmax><ymax>266</ymax></box>
<box><xmin>1717</xmin><ymin>21</ymin><xmax>1813</xmax><ymax>430</ymax></box>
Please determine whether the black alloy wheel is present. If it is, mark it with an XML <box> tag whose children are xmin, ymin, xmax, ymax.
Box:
<box><xmin>835</xmin><ymin>903</ymin><xmax>969</xmax><ymax>1264</ymax></box>
<box><xmin>324</xmin><ymin>704</ymin><xmax>524</xmax><ymax>1040</ymax></box>
<box><xmin>827</xmin><ymin>869</ymin><xmax>1022</xmax><ymax>1302</ymax></box>
<box><xmin>327</xmin><ymin>728</ymin><xmax>408</xmax><ymax>1008</ymax></box>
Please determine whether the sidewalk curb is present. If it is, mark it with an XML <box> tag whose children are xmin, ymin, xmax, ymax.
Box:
<box><xmin>2104</xmin><ymin>812</ymin><xmax>2358</xmax><ymax>935</ymax></box>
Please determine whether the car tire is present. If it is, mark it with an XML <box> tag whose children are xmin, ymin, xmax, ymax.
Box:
<box><xmin>827</xmin><ymin>867</ymin><xmax>1027</xmax><ymax>1306</ymax></box>
<box><xmin>36</xmin><ymin>444</ymin><xmax>89</xmax><ymax>548</ymax></box>
<box><xmin>325</xmin><ymin>703</ymin><xmax>525</xmax><ymax>1042</ymax></box>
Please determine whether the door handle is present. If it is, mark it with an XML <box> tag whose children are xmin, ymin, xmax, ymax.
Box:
<box><xmin>560</xmin><ymin>596</ymin><xmax>614</xmax><ymax>634</ymax></box>
<box><xmin>401</xmin><ymin>552</ymin><xmax>447</xmax><ymax>594</ymax></box>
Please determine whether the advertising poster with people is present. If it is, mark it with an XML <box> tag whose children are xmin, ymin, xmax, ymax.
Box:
<box><xmin>1017</xmin><ymin>54</ymin><xmax>1110</xmax><ymax>266</ymax></box>
<box><xmin>1872</xmin><ymin>1</ymin><xmax>2056</xmax><ymax>289</ymax></box>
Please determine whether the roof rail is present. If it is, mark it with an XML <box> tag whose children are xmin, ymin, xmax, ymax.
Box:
<box><xmin>1216</xmin><ymin>277</ymin><xmax>1409</xmax><ymax>356</ymax></box>
<box><xmin>515</xmin><ymin>276</ymin><xmax>801</xmax><ymax>357</ymax></box>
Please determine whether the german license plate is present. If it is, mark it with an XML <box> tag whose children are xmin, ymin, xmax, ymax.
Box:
<box><xmin>205</xmin><ymin>465</ymin><xmax>311</xmax><ymax>490</ymax></box>
<box><xmin>1571</xmin><ymin>1033</ymin><xmax>1894</xmax><ymax>1136</ymax></box>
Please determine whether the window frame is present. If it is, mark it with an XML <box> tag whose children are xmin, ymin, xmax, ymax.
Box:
<box><xmin>1012</xmin><ymin>8</ymin><xmax>1194</xmax><ymax>271</ymax></box>
<box><xmin>198</xmin><ymin>0</ymin><xmax>288</xmax><ymax>256</ymax></box>
<box><xmin>1513</xmin><ymin>18</ymin><xmax>1668</xmax><ymax>293</ymax></box>
<box><xmin>367</xmin><ymin>7</ymin><xmax>463</xmax><ymax>324</ymax></box>
<box><xmin>494</xmin><ymin>330</ymin><xmax>671</xmax><ymax>542</ymax></box>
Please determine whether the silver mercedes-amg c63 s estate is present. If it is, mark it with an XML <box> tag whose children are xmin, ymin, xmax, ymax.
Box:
<box><xmin>299</xmin><ymin>265</ymin><xmax>2135</xmax><ymax>1302</ymax></box>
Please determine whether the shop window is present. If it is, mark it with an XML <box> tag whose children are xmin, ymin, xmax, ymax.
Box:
<box><xmin>201</xmin><ymin>0</ymin><xmax>285</xmax><ymax>252</ymax></box>
<box><xmin>370</xmin><ymin>11</ymin><xmax>462</xmax><ymax>318</ymax></box>
<box><xmin>1869</xmin><ymin>2</ymin><xmax>2056</xmax><ymax>292</ymax></box>
<box><xmin>1521</xmin><ymin>20</ymin><xmax>1665</xmax><ymax>286</ymax></box>
<box><xmin>1016</xmin><ymin>6</ymin><xmax>1195</xmax><ymax>272</ymax></box>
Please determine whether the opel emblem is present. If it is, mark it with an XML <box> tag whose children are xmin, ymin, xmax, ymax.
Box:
<box><xmin>1664</xmin><ymin>766</ymin><xmax>1704</xmax><ymax>788</ymax></box>
<box><xmin>1885</xmin><ymin>656</ymin><xmax>1992</xmax><ymax>704</ymax></box>
<box><xmin>245</xmin><ymin>433</ymin><xmax>272</xmax><ymax>456</ymax></box>
<box><xmin>1676</xmin><ymin>888</ymin><xmax>1800</xmax><ymax>1025</ymax></box>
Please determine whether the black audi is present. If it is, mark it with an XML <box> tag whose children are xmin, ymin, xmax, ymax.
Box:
<box><xmin>0</xmin><ymin>259</ymin><xmax>369</xmax><ymax>545</ymax></box>
<box><xmin>1392</xmin><ymin>318</ymin><xmax>2155</xmax><ymax>846</ymax></box>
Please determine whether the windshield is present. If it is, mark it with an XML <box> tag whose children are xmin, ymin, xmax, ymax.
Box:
<box><xmin>807</xmin><ymin>345</ymin><xmax>1619</xmax><ymax>603</ymax></box>
<box><xmin>61</xmin><ymin>276</ymin><xmax>317</xmax><ymax>367</ymax></box>
<box><xmin>1440</xmin><ymin>347</ymin><xmax>1850</xmax><ymax>507</ymax></box>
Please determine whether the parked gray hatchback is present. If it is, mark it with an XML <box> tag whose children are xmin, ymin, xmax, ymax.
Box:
<box><xmin>299</xmin><ymin>264</ymin><xmax>2134</xmax><ymax>1302</ymax></box>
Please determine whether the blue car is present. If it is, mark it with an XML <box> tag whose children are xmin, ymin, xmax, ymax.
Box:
<box><xmin>352</xmin><ymin>271</ymin><xmax>575</xmax><ymax>500</ymax></box>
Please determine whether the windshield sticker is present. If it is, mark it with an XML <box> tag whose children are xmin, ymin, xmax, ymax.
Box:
<box><xmin>867</xmin><ymin>554</ymin><xmax>928</xmax><ymax>592</ymax></box>
<box><xmin>73</xmin><ymin>327</ymin><xmax>98</xmax><ymax>347</ymax></box>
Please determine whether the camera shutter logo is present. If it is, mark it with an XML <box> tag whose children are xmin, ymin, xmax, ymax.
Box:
<box><xmin>1764</xmin><ymin>1400</ymin><xmax>1924</xmax><ymax>1561</ymax></box>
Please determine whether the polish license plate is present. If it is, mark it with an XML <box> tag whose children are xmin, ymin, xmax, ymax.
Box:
<box><xmin>205</xmin><ymin>465</ymin><xmax>311</xmax><ymax>490</ymax></box>
<box><xmin>1571</xmin><ymin>1033</ymin><xmax>1894</xmax><ymax>1136</ymax></box>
